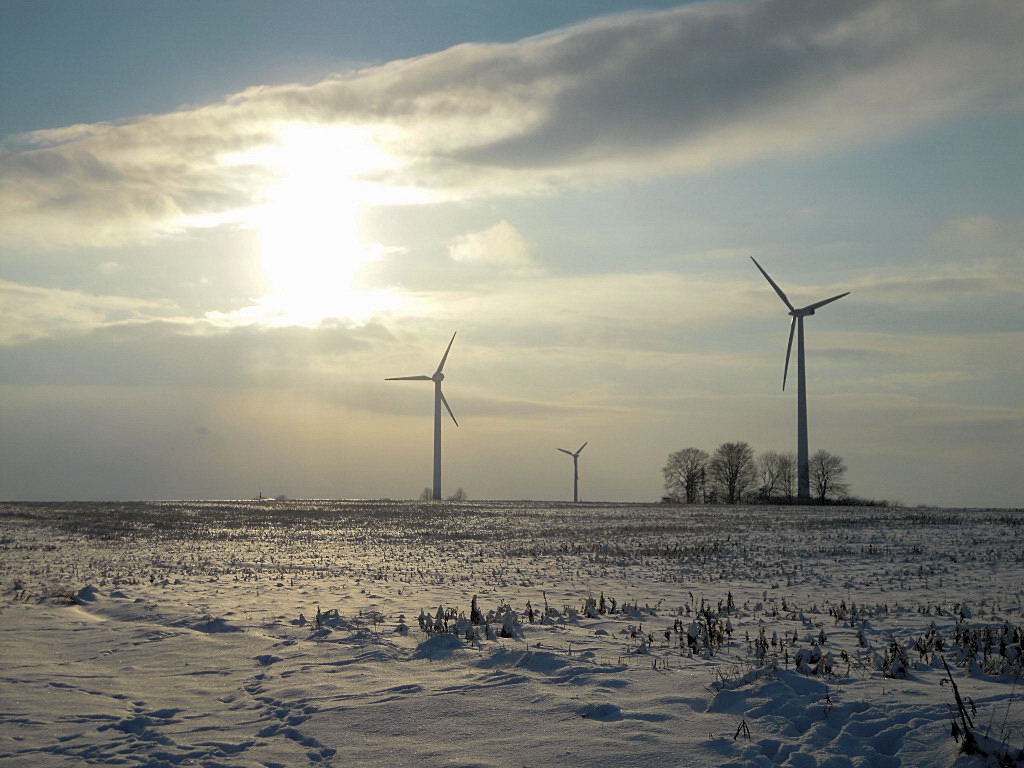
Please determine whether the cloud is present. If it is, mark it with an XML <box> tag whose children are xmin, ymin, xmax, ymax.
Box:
<box><xmin>0</xmin><ymin>279</ymin><xmax>180</xmax><ymax>344</ymax></box>
<box><xmin>848</xmin><ymin>234</ymin><xmax>1024</xmax><ymax>304</ymax></box>
<box><xmin>853</xmin><ymin>274</ymin><xmax>1024</xmax><ymax>301</ymax></box>
<box><xmin>385</xmin><ymin>0</ymin><xmax>1023</xmax><ymax>180</ymax></box>
<box><xmin>810</xmin><ymin>329</ymin><xmax>1024</xmax><ymax>396</ymax></box>
<box><xmin>814</xmin><ymin>347</ymin><xmax>895</xmax><ymax>362</ymax></box>
<box><xmin>420</xmin><ymin>270</ymin><xmax>750</xmax><ymax>344</ymax></box>
<box><xmin>0</xmin><ymin>316</ymin><xmax>389</xmax><ymax>388</ymax></box>
<box><xmin>1</xmin><ymin>0</ymin><xmax>1020</xmax><ymax>249</ymax></box>
<box><xmin>449</xmin><ymin>220</ymin><xmax>539</xmax><ymax>275</ymax></box>
<box><xmin>933</xmin><ymin>215</ymin><xmax>1024</xmax><ymax>267</ymax></box>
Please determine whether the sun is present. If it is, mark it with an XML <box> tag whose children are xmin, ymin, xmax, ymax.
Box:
<box><xmin>249</xmin><ymin>124</ymin><xmax>407</xmax><ymax>324</ymax></box>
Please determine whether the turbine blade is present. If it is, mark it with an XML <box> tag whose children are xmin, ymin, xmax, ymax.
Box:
<box><xmin>435</xmin><ymin>331</ymin><xmax>457</xmax><ymax>376</ymax></box>
<box><xmin>751</xmin><ymin>257</ymin><xmax>794</xmax><ymax>311</ymax></box>
<box><xmin>576</xmin><ymin>442</ymin><xmax>588</xmax><ymax>455</ymax></box>
<box><xmin>385</xmin><ymin>375</ymin><xmax>431</xmax><ymax>381</ymax></box>
<box><xmin>557</xmin><ymin>448</ymin><xmax>574</xmax><ymax>456</ymax></box>
<box><xmin>440</xmin><ymin>389</ymin><xmax>458</xmax><ymax>427</ymax></box>
<box><xmin>803</xmin><ymin>291</ymin><xmax>850</xmax><ymax>312</ymax></box>
<box><xmin>783</xmin><ymin>317</ymin><xmax>795</xmax><ymax>392</ymax></box>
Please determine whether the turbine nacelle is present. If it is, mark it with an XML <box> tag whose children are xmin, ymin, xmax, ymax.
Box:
<box><xmin>557</xmin><ymin>441</ymin><xmax>588</xmax><ymax>458</ymax></box>
<box><xmin>751</xmin><ymin>257</ymin><xmax>848</xmax><ymax>391</ymax></box>
<box><xmin>384</xmin><ymin>332</ymin><xmax>457</xmax><ymax>422</ymax></box>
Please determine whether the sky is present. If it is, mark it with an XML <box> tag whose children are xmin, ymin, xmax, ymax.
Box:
<box><xmin>1</xmin><ymin>0</ymin><xmax>1022</xmax><ymax>507</ymax></box>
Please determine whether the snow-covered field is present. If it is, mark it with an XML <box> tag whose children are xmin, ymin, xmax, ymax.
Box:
<box><xmin>1</xmin><ymin>501</ymin><xmax>1022</xmax><ymax>767</ymax></box>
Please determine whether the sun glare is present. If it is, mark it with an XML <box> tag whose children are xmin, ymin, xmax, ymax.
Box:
<box><xmin>246</xmin><ymin>124</ymin><xmax>408</xmax><ymax>324</ymax></box>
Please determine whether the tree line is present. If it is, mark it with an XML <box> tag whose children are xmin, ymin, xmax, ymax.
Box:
<box><xmin>662</xmin><ymin>442</ymin><xmax>849</xmax><ymax>504</ymax></box>
<box><xmin>421</xmin><ymin>487</ymin><xmax>467</xmax><ymax>501</ymax></box>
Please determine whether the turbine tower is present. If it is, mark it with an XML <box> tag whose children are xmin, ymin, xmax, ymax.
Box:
<box><xmin>557</xmin><ymin>442</ymin><xmax>588</xmax><ymax>503</ymax></box>
<box><xmin>751</xmin><ymin>258</ymin><xmax>849</xmax><ymax>502</ymax></box>
<box><xmin>386</xmin><ymin>332</ymin><xmax>459</xmax><ymax>501</ymax></box>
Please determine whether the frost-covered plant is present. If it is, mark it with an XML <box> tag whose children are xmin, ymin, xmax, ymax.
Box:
<box><xmin>470</xmin><ymin>594</ymin><xmax>483</xmax><ymax>625</ymax></box>
<box><xmin>792</xmin><ymin>646</ymin><xmax>834</xmax><ymax>677</ymax></box>
<box><xmin>881</xmin><ymin>638</ymin><xmax>910</xmax><ymax>678</ymax></box>
<box><xmin>418</xmin><ymin>608</ymin><xmax>445</xmax><ymax>633</ymax></box>
<box><xmin>754</xmin><ymin>627</ymin><xmax>769</xmax><ymax>662</ymax></box>
<box><xmin>499</xmin><ymin>607</ymin><xmax>523</xmax><ymax>639</ymax></box>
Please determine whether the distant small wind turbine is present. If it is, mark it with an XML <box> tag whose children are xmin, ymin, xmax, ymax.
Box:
<box><xmin>751</xmin><ymin>257</ymin><xmax>849</xmax><ymax>502</ymax></box>
<box><xmin>386</xmin><ymin>332</ymin><xmax>459</xmax><ymax>501</ymax></box>
<box><xmin>557</xmin><ymin>442</ymin><xmax>588</xmax><ymax>503</ymax></box>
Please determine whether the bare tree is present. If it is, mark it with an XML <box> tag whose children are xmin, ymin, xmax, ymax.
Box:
<box><xmin>663</xmin><ymin>448</ymin><xmax>709</xmax><ymax>504</ymax></box>
<box><xmin>757</xmin><ymin>450</ymin><xmax>782</xmax><ymax>499</ymax></box>
<box><xmin>447</xmin><ymin>487</ymin><xmax>467</xmax><ymax>501</ymax></box>
<box><xmin>778</xmin><ymin>452</ymin><xmax>796</xmax><ymax>499</ymax></box>
<box><xmin>809</xmin><ymin>450</ymin><xmax>849</xmax><ymax>502</ymax></box>
<box><xmin>758</xmin><ymin>451</ymin><xmax>797</xmax><ymax>501</ymax></box>
<box><xmin>708</xmin><ymin>441</ymin><xmax>757</xmax><ymax>504</ymax></box>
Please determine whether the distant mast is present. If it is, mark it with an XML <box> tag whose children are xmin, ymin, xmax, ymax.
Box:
<box><xmin>557</xmin><ymin>442</ymin><xmax>588</xmax><ymax>503</ymax></box>
<box><xmin>385</xmin><ymin>332</ymin><xmax>460</xmax><ymax>500</ymax></box>
<box><xmin>750</xmin><ymin>258</ymin><xmax>849</xmax><ymax>502</ymax></box>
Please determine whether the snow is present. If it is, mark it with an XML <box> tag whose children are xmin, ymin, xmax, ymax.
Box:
<box><xmin>1</xmin><ymin>500</ymin><xmax>1022</xmax><ymax>767</ymax></box>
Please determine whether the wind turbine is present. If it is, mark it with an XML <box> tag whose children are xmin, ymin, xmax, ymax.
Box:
<box><xmin>386</xmin><ymin>332</ymin><xmax>459</xmax><ymax>501</ymax></box>
<box><xmin>557</xmin><ymin>442</ymin><xmax>588</xmax><ymax>503</ymax></box>
<box><xmin>751</xmin><ymin>258</ymin><xmax>849</xmax><ymax>502</ymax></box>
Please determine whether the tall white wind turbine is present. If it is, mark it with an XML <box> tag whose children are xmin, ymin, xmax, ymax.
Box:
<box><xmin>751</xmin><ymin>258</ymin><xmax>849</xmax><ymax>502</ymax></box>
<box><xmin>557</xmin><ymin>442</ymin><xmax>588</xmax><ymax>503</ymax></box>
<box><xmin>386</xmin><ymin>332</ymin><xmax>459</xmax><ymax>501</ymax></box>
